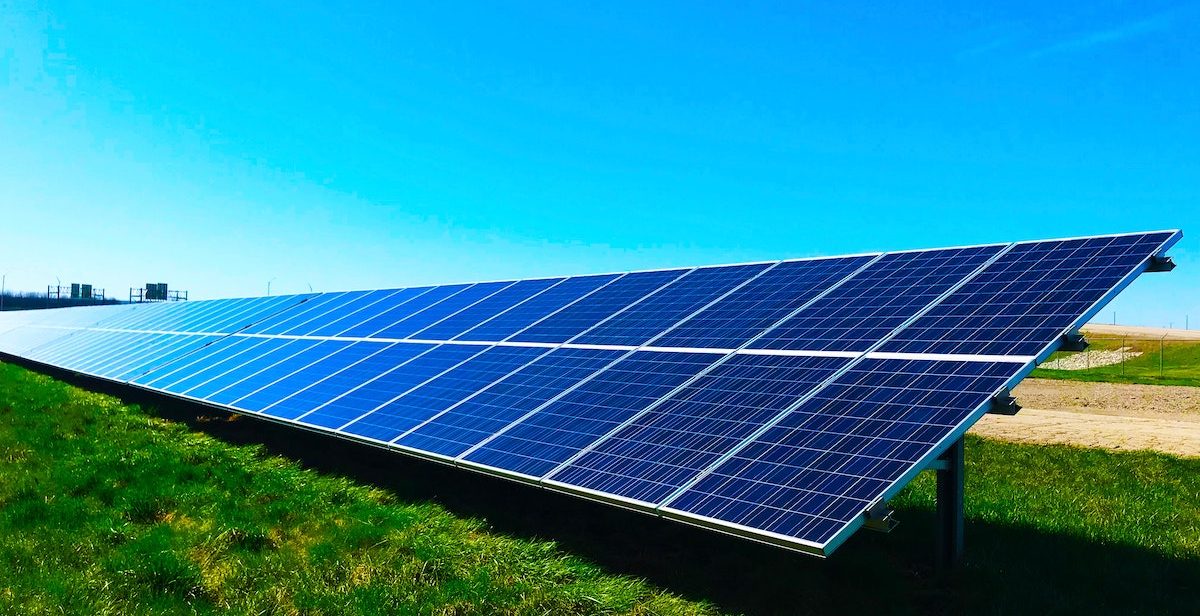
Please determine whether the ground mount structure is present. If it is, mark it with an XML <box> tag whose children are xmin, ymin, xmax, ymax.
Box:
<box><xmin>0</xmin><ymin>230</ymin><xmax>1180</xmax><ymax>563</ymax></box>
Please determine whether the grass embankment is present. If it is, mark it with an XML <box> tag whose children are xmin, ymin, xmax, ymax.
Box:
<box><xmin>1</xmin><ymin>361</ymin><xmax>1198</xmax><ymax>615</ymax></box>
<box><xmin>1031</xmin><ymin>336</ymin><xmax>1200</xmax><ymax>387</ymax></box>
<box><xmin>0</xmin><ymin>363</ymin><xmax>715</xmax><ymax>615</ymax></box>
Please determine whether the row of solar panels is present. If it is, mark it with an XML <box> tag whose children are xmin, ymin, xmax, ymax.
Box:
<box><xmin>0</xmin><ymin>230</ymin><xmax>1179</xmax><ymax>554</ymax></box>
<box><xmin>0</xmin><ymin>232</ymin><xmax>1175</xmax><ymax>359</ymax></box>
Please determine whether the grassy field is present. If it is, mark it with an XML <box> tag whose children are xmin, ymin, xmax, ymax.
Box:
<box><xmin>1030</xmin><ymin>336</ymin><xmax>1200</xmax><ymax>387</ymax></box>
<box><xmin>1</xmin><ymin>361</ymin><xmax>1198</xmax><ymax>615</ymax></box>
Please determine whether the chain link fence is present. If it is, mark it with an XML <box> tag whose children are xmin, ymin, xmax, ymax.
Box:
<box><xmin>1035</xmin><ymin>335</ymin><xmax>1200</xmax><ymax>384</ymax></box>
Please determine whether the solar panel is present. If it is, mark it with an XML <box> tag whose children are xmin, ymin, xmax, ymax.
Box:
<box><xmin>340</xmin><ymin>345</ymin><xmax>549</xmax><ymax>442</ymax></box>
<box><xmin>545</xmin><ymin>354</ymin><xmax>850</xmax><ymax>505</ymax></box>
<box><xmin>880</xmin><ymin>233</ymin><xmax>1176</xmax><ymax>357</ymax></box>
<box><xmin>747</xmin><ymin>245</ymin><xmax>1004</xmax><ymax>352</ymax></box>
<box><xmin>461</xmin><ymin>351</ymin><xmax>720</xmax><ymax>478</ymax></box>
<box><xmin>659</xmin><ymin>359</ymin><xmax>1020</xmax><ymax>551</ymax></box>
<box><xmin>0</xmin><ymin>230</ymin><xmax>1179</xmax><ymax>557</ymax></box>
<box><xmin>396</xmin><ymin>347</ymin><xmax>623</xmax><ymax>458</ymax></box>
<box><xmin>570</xmin><ymin>263</ymin><xmax>770</xmax><ymax>346</ymax></box>
<box><xmin>652</xmin><ymin>256</ymin><xmax>878</xmax><ymax>349</ymax></box>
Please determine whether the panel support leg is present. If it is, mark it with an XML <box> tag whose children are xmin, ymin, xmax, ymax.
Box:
<box><xmin>935</xmin><ymin>437</ymin><xmax>965</xmax><ymax>570</ymax></box>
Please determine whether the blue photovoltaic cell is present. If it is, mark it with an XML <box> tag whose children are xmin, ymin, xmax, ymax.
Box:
<box><xmin>183</xmin><ymin>339</ymin><xmax>322</xmax><ymax>399</ymax></box>
<box><xmin>454</xmin><ymin>274</ymin><xmax>619</xmax><ymax>342</ymax></box>
<box><xmin>180</xmin><ymin>295</ymin><xmax>309</xmax><ymax>334</ymax></box>
<box><xmin>299</xmin><ymin>344</ymin><xmax>484</xmax><ymax>431</ymax></box>
<box><xmin>86</xmin><ymin>333</ymin><xmax>186</xmax><ymax>374</ymax></box>
<box><xmin>283</xmin><ymin>289</ymin><xmax>400</xmax><ymax>336</ymax></box>
<box><xmin>509</xmin><ymin>270</ymin><xmax>687</xmax><ymax>344</ymax></box>
<box><xmin>29</xmin><ymin>329</ymin><xmax>118</xmax><ymax>364</ymax></box>
<box><xmin>0</xmin><ymin>326</ymin><xmax>68</xmax><ymax>358</ymax></box>
<box><xmin>396</xmin><ymin>348</ymin><xmax>622</xmax><ymax>458</ymax></box>
<box><xmin>52</xmin><ymin>303</ymin><xmax>155</xmax><ymax>333</ymax></box>
<box><xmin>412</xmin><ymin>278</ymin><xmax>562</xmax><ymax>341</ymax></box>
<box><xmin>0</xmin><ymin>324</ymin><xmax>36</xmax><ymax>352</ymax></box>
<box><xmin>464</xmin><ymin>351</ymin><xmax>718</xmax><ymax>477</ymax></box>
<box><xmin>110</xmin><ymin>303</ymin><xmax>184</xmax><ymax>329</ymax></box>
<box><xmin>1</xmin><ymin>326</ymin><xmax>49</xmax><ymax>354</ymax></box>
<box><xmin>28</xmin><ymin>328</ymin><xmax>85</xmax><ymax>357</ymax></box>
<box><xmin>335</xmin><ymin>285</ymin><xmax>468</xmax><ymax>338</ymax></box>
<box><xmin>8</xmin><ymin>326</ymin><xmax>69</xmax><ymax>359</ymax></box>
<box><xmin>370</xmin><ymin>281</ymin><xmax>514</xmax><ymax>340</ymax></box>
<box><xmin>157</xmin><ymin>337</ymin><xmax>297</xmax><ymax>396</ymax></box>
<box><xmin>103</xmin><ymin>300</ymin><xmax>217</xmax><ymax>332</ymax></box>
<box><xmin>160</xmin><ymin>298</ymin><xmax>257</xmax><ymax>332</ymax></box>
<box><xmin>137</xmin><ymin>297</ymin><xmax>237</xmax><ymax>333</ymax></box>
<box><xmin>340</xmin><ymin>345</ymin><xmax>547</xmax><ymax>442</ymax></box>
<box><xmin>109</xmin><ymin>334</ymin><xmax>213</xmax><ymax>378</ymax></box>
<box><xmin>205</xmin><ymin>339</ymin><xmax>353</xmax><ymax>405</ymax></box>
<box><xmin>664</xmin><ymin>359</ymin><xmax>1018</xmax><ymax>545</ymax></box>
<box><xmin>0</xmin><ymin>304</ymin><xmax>118</xmax><ymax>345</ymax></box>
<box><xmin>73</xmin><ymin>331</ymin><xmax>175</xmax><ymax>375</ymax></box>
<box><xmin>305</xmin><ymin>287</ymin><xmax>431</xmax><ymax>337</ymax></box>
<box><xmin>134</xmin><ymin>335</ymin><xmax>271</xmax><ymax>388</ymax></box>
<box><xmin>106</xmin><ymin>334</ymin><xmax>219</xmax><ymax>381</ymax></box>
<box><xmin>653</xmin><ymin>256</ymin><xmax>877</xmax><ymax>349</ymax></box>
<box><xmin>881</xmin><ymin>233</ymin><xmax>1176</xmax><ymax>356</ymax></box>
<box><xmin>750</xmin><ymin>245</ymin><xmax>1003</xmax><ymax>352</ymax></box>
<box><xmin>573</xmin><ymin>264</ymin><xmax>771</xmax><ymax>347</ymax></box>
<box><xmin>250</xmin><ymin>342</ymin><xmax>430</xmax><ymax>419</ymax></box>
<box><xmin>59</xmin><ymin>332</ymin><xmax>151</xmax><ymax>374</ymax></box>
<box><xmin>37</xmin><ymin>328</ymin><xmax>133</xmax><ymax>364</ymax></box>
<box><xmin>549</xmin><ymin>354</ymin><xmax>849</xmax><ymax>504</ymax></box>
<box><xmin>236</xmin><ymin>341</ymin><xmax>396</xmax><ymax>413</ymax></box>
<box><xmin>240</xmin><ymin>291</ymin><xmax>359</xmax><ymax>334</ymax></box>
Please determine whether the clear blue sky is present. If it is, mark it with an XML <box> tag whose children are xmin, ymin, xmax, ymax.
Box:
<box><xmin>1</xmin><ymin>1</ymin><xmax>1197</xmax><ymax>326</ymax></box>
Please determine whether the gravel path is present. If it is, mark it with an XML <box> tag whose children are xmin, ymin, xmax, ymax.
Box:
<box><xmin>1039</xmin><ymin>347</ymin><xmax>1141</xmax><ymax>370</ymax></box>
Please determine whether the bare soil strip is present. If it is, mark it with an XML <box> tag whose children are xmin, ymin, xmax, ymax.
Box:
<box><xmin>970</xmin><ymin>379</ymin><xmax>1200</xmax><ymax>457</ymax></box>
<box><xmin>970</xmin><ymin>409</ymin><xmax>1200</xmax><ymax>458</ymax></box>
<box><xmin>1082</xmin><ymin>324</ymin><xmax>1200</xmax><ymax>340</ymax></box>
<box><xmin>1013</xmin><ymin>379</ymin><xmax>1200</xmax><ymax>420</ymax></box>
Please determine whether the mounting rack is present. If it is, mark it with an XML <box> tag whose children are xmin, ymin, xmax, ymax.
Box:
<box><xmin>1059</xmin><ymin>331</ymin><xmax>1089</xmax><ymax>352</ymax></box>
<box><xmin>987</xmin><ymin>389</ymin><xmax>1021</xmax><ymax>416</ymax></box>
<box><xmin>864</xmin><ymin>500</ymin><xmax>897</xmax><ymax>532</ymax></box>
<box><xmin>1147</xmin><ymin>255</ymin><xmax>1176</xmax><ymax>272</ymax></box>
<box><xmin>934</xmin><ymin>438</ymin><xmax>965</xmax><ymax>570</ymax></box>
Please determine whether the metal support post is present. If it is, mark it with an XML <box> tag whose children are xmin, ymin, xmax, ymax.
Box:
<box><xmin>935</xmin><ymin>437</ymin><xmax>965</xmax><ymax>569</ymax></box>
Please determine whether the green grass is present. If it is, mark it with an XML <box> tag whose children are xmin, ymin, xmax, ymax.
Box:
<box><xmin>1</xmin><ymin>361</ymin><xmax>1198</xmax><ymax>615</ymax></box>
<box><xmin>0</xmin><ymin>363</ymin><xmax>716</xmax><ymax>615</ymax></box>
<box><xmin>1030</xmin><ymin>336</ymin><xmax>1200</xmax><ymax>387</ymax></box>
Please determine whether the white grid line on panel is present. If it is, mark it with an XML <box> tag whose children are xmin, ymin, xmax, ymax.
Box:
<box><xmin>656</xmin><ymin>240</ymin><xmax>1018</xmax><ymax>515</ymax></box>
<box><xmin>535</xmin><ymin>257</ymin><xmax>878</xmax><ymax>487</ymax></box>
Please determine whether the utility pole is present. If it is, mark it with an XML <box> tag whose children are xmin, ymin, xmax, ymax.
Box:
<box><xmin>267</xmin><ymin>277</ymin><xmax>276</xmax><ymax>296</ymax></box>
<box><xmin>1</xmin><ymin>272</ymin><xmax>6</xmax><ymax>312</ymax></box>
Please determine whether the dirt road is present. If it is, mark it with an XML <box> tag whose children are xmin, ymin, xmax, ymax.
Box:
<box><xmin>1081</xmin><ymin>323</ymin><xmax>1200</xmax><ymax>340</ymax></box>
<box><xmin>1012</xmin><ymin>379</ymin><xmax>1200</xmax><ymax>420</ymax></box>
<box><xmin>969</xmin><ymin>378</ymin><xmax>1200</xmax><ymax>457</ymax></box>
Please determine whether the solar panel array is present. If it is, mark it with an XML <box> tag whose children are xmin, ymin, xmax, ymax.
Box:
<box><xmin>0</xmin><ymin>230</ymin><xmax>1179</xmax><ymax>556</ymax></box>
